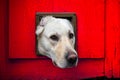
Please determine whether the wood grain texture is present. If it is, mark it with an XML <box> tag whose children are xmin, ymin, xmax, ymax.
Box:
<box><xmin>0</xmin><ymin>0</ymin><xmax>120</xmax><ymax>79</ymax></box>
<box><xmin>9</xmin><ymin>0</ymin><xmax>105</xmax><ymax>58</ymax></box>
<box><xmin>105</xmin><ymin>0</ymin><xmax>120</xmax><ymax>78</ymax></box>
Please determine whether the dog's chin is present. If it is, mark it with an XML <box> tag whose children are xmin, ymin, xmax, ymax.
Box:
<box><xmin>52</xmin><ymin>61</ymin><xmax>67</xmax><ymax>68</ymax></box>
<box><xmin>52</xmin><ymin>61</ymin><xmax>77</xmax><ymax>69</ymax></box>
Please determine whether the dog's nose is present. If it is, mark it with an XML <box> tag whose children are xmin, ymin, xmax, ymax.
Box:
<box><xmin>66</xmin><ymin>52</ymin><xmax>77</xmax><ymax>65</ymax></box>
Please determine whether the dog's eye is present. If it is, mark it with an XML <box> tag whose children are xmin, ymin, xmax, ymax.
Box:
<box><xmin>69</xmin><ymin>33</ymin><xmax>74</xmax><ymax>39</ymax></box>
<box><xmin>50</xmin><ymin>35</ymin><xmax>59</xmax><ymax>41</ymax></box>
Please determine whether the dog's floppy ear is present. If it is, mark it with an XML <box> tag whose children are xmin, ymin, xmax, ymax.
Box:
<box><xmin>36</xmin><ymin>16</ymin><xmax>55</xmax><ymax>35</ymax></box>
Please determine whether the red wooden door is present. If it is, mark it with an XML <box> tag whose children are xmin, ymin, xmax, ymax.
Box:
<box><xmin>1</xmin><ymin>0</ymin><xmax>120</xmax><ymax>79</ymax></box>
<box><xmin>7</xmin><ymin>0</ymin><xmax>105</xmax><ymax>79</ymax></box>
<box><xmin>1</xmin><ymin>0</ymin><xmax>107</xmax><ymax>79</ymax></box>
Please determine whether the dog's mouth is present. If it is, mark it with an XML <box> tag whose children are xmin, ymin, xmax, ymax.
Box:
<box><xmin>53</xmin><ymin>61</ymin><xmax>57</xmax><ymax>66</ymax></box>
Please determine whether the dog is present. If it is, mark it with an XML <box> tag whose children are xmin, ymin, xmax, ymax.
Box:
<box><xmin>36</xmin><ymin>16</ymin><xmax>78</xmax><ymax>68</ymax></box>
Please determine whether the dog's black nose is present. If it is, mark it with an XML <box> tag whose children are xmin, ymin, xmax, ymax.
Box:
<box><xmin>66</xmin><ymin>52</ymin><xmax>77</xmax><ymax>65</ymax></box>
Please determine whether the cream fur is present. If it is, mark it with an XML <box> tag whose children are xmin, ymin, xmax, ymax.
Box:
<box><xmin>36</xmin><ymin>16</ymin><xmax>78</xmax><ymax>68</ymax></box>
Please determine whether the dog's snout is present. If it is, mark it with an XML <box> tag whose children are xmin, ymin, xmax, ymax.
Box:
<box><xmin>66</xmin><ymin>52</ymin><xmax>77</xmax><ymax>65</ymax></box>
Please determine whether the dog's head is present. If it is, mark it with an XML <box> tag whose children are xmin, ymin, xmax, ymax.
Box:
<box><xmin>36</xmin><ymin>16</ymin><xmax>78</xmax><ymax>68</ymax></box>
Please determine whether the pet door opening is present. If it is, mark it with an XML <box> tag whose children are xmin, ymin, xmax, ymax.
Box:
<box><xmin>36</xmin><ymin>12</ymin><xmax>77</xmax><ymax>56</ymax></box>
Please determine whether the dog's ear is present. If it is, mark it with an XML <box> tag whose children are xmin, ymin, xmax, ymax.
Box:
<box><xmin>36</xmin><ymin>16</ymin><xmax>55</xmax><ymax>35</ymax></box>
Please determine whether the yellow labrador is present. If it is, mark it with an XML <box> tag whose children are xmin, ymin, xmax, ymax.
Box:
<box><xmin>36</xmin><ymin>16</ymin><xmax>78</xmax><ymax>68</ymax></box>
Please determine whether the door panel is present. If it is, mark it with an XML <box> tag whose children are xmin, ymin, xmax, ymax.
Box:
<box><xmin>9</xmin><ymin>0</ymin><xmax>104</xmax><ymax>58</ymax></box>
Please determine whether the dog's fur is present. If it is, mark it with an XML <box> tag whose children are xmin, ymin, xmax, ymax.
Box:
<box><xmin>36</xmin><ymin>16</ymin><xmax>78</xmax><ymax>68</ymax></box>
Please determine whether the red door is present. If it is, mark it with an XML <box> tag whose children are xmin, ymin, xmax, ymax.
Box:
<box><xmin>0</xmin><ymin>0</ymin><xmax>120</xmax><ymax>79</ymax></box>
<box><xmin>8</xmin><ymin>0</ymin><xmax>105</xmax><ymax>79</ymax></box>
